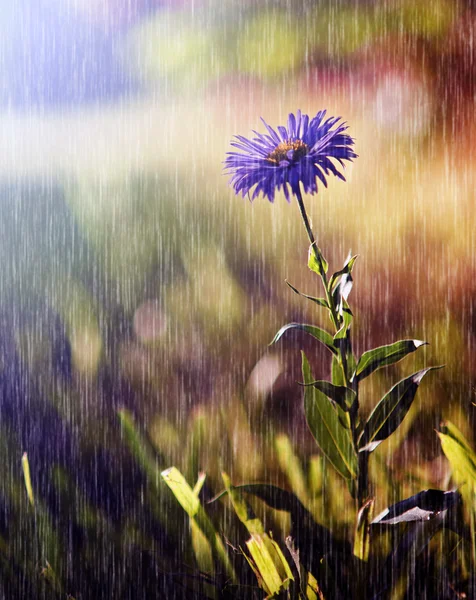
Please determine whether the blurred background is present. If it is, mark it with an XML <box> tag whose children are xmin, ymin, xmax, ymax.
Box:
<box><xmin>1</xmin><ymin>0</ymin><xmax>476</xmax><ymax>596</ymax></box>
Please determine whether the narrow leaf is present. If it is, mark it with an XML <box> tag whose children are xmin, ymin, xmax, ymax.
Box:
<box><xmin>303</xmin><ymin>352</ymin><xmax>358</xmax><ymax>480</ymax></box>
<box><xmin>358</xmin><ymin>367</ymin><xmax>442</xmax><ymax>453</ymax></box>
<box><xmin>21</xmin><ymin>453</ymin><xmax>35</xmax><ymax>508</ymax></box>
<box><xmin>285</xmin><ymin>280</ymin><xmax>329</xmax><ymax>309</ymax></box>
<box><xmin>371</xmin><ymin>489</ymin><xmax>461</xmax><ymax>525</ymax></box>
<box><xmin>271</xmin><ymin>323</ymin><xmax>337</xmax><ymax>356</ymax></box>
<box><xmin>162</xmin><ymin>467</ymin><xmax>237</xmax><ymax>582</ymax></box>
<box><xmin>221</xmin><ymin>473</ymin><xmax>264</xmax><ymax>536</ymax></box>
<box><xmin>355</xmin><ymin>339</ymin><xmax>428</xmax><ymax>381</ymax></box>
<box><xmin>300</xmin><ymin>380</ymin><xmax>355</xmax><ymax>412</ymax></box>
<box><xmin>245</xmin><ymin>535</ymin><xmax>293</xmax><ymax>596</ymax></box>
<box><xmin>161</xmin><ymin>467</ymin><xmax>200</xmax><ymax>517</ymax></box>
<box><xmin>274</xmin><ymin>435</ymin><xmax>310</xmax><ymax>506</ymax></box>
<box><xmin>285</xmin><ymin>537</ymin><xmax>325</xmax><ymax>600</ymax></box>
<box><xmin>354</xmin><ymin>498</ymin><xmax>374</xmax><ymax>562</ymax></box>
<box><xmin>217</xmin><ymin>482</ymin><xmax>353</xmax><ymax>597</ymax></box>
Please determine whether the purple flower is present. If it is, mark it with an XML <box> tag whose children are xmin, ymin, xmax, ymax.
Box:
<box><xmin>225</xmin><ymin>110</ymin><xmax>357</xmax><ymax>202</ymax></box>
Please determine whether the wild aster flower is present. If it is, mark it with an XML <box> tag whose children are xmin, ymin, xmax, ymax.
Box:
<box><xmin>225</xmin><ymin>110</ymin><xmax>357</xmax><ymax>202</ymax></box>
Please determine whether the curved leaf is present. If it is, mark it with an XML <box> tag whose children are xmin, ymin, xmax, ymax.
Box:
<box><xmin>300</xmin><ymin>380</ymin><xmax>355</xmax><ymax>412</ymax></box>
<box><xmin>270</xmin><ymin>323</ymin><xmax>337</xmax><ymax>355</ymax></box>
<box><xmin>302</xmin><ymin>352</ymin><xmax>358</xmax><ymax>480</ymax></box>
<box><xmin>308</xmin><ymin>245</ymin><xmax>328</xmax><ymax>275</ymax></box>
<box><xmin>358</xmin><ymin>366</ymin><xmax>442</xmax><ymax>452</ymax></box>
<box><xmin>329</xmin><ymin>254</ymin><xmax>359</xmax><ymax>292</ymax></box>
<box><xmin>355</xmin><ymin>339</ymin><xmax>428</xmax><ymax>381</ymax></box>
<box><xmin>161</xmin><ymin>467</ymin><xmax>237</xmax><ymax>582</ymax></box>
<box><xmin>285</xmin><ymin>280</ymin><xmax>329</xmax><ymax>309</ymax></box>
<box><xmin>333</xmin><ymin>302</ymin><xmax>353</xmax><ymax>342</ymax></box>
<box><xmin>332</xmin><ymin>273</ymin><xmax>353</xmax><ymax>316</ymax></box>
<box><xmin>372</xmin><ymin>489</ymin><xmax>461</xmax><ymax>525</ymax></box>
<box><xmin>437</xmin><ymin>422</ymin><xmax>476</xmax><ymax>485</ymax></box>
<box><xmin>213</xmin><ymin>482</ymin><xmax>355</xmax><ymax>599</ymax></box>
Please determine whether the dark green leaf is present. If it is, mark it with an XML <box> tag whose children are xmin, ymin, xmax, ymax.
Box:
<box><xmin>285</xmin><ymin>280</ymin><xmax>329</xmax><ymax>309</ymax></box>
<box><xmin>371</xmin><ymin>489</ymin><xmax>461</xmax><ymax>525</ymax></box>
<box><xmin>270</xmin><ymin>323</ymin><xmax>337</xmax><ymax>356</ymax></box>
<box><xmin>358</xmin><ymin>366</ymin><xmax>443</xmax><ymax>452</ymax></box>
<box><xmin>212</xmin><ymin>483</ymin><xmax>301</xmax><ymax>513</ymax></box>
<box><xmin>355</xmin><ymin>339</ymin><xmax>428</xmax><ymax>381</ymax></box>
<box><xmin>300</xmin><ymin>380</ymin><xmax>355</xmax><ymax>412</ymax></box>
<box><xmin>303</xmin><ymin>352</ymin><xmax>358</xmax><ymax>480</ymax></box>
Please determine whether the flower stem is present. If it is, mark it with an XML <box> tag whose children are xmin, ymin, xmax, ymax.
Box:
<box><xmin>294</xmin><ymin>189</ymin><xmax>341</xmax><ymax>341</ymax></box>
<box><xmin>294</xmin><ymin>190</ymin><xmax>369</xmax><ymax>512</ymax></box>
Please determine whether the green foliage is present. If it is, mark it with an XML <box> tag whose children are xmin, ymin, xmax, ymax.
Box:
<box><xmin>438</xmin><ymin>421</ymin><xmax>476</xmax><ymax>550</ymax></box>
<box><xmin>355</xmin><ymin>340</ymin><xmax>428</xmax><ymax>382</ymax></box>
<box><xmin>358</xmin><ymin>367</ymin><xmax>443</xmax><ymax>453</ymax></box>
<box><xmin>302</xmin><ymin>352</ymin><xmax>358</xmax><ymax>481</ymax></box>
<box><xmin>308</xmin><ymin>246</ymin><xmax>328</xmax><ymax>276</ymax></box>
<box><xmin>271</xmin><ymin>323</ymin><xmax>337</xmax><ymax>356</ymax></box>
<box><xmin>221</xmin><ymin>474</ymin><xmax>294</xmax><ymax>597</ymax></box>
<box><xmin>302</xmin><ymin>380</ymin><xmax>355</xmax><ymax>413</ymax></box>
<box><xmin>162</xmin><ymin>468</ymin><xmax>236</xmax><ymax>584</ymax></box>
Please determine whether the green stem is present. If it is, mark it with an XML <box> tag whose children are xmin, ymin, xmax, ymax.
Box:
<box><xmin>294</xmin><ymin>189</ymin><xmax>348</xmax><ymax>386</ymax></box>
<box><xmin>294</xmin><ymin>189</ymin><xmax>341</xmax><ymax>330</ymax></box>
<box><xmin>294</xmin><ymin>189</ymin><xmax>368</xmax><ymax>506</ymax></box>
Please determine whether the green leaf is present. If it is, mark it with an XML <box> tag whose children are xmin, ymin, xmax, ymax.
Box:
<box><xmin>355</xmin><ymin>339</ymin><xmax>428</xmax><ymax>381</ymax></box>
<box><xmin>244</xmin><ymin>537</ymin><xmax>293</xmax><ymax>596</ymax></box>
<box><xmin>437</xmin><ymin>422</ymin><xmax>476</xmax><ymax>485</ymax></box>
<box><xmin>301</xmin><ymin>380</ymin><xmax>355</xmax><ymax>412</ymax></box>
<box><xmin>285</xmin><ymin>537</ymin><xmax>322</xmax><ymax>600</ymax></box>
<box><xmin>118</xmin><ymin>409</ymin><xmax>164</xmax><ymax>492</ymax></box>
<box><xmin>21</xmin><ymin>453</ymin><xmax>35</xmax><ymax>508</ymax></box>
<box><xmin>274</xmin><ymin>435</ymin><xmax>310</xmax><ymax>506</ymax></box>
<box><xmin>332</xmin><ymin>273</ymin><xmax>353</xmax><ymax>316</ymax></box>
<box><xmin>285</xmin><ymin>280</ymin><xmax>329</xmax><ymax>309</ymax></box>
<box><xmin>302</xmin><ymin>352</ymin><xmax>358</xmax><ymax>480</ymax></box>
<box><xmin>221</xmin><ymin>474</ymin><xmax>294</xmax><ymax>596</ymax></box>
<box><xmin>308</xmin><ymin>246</ymin><xmax>328</xmax><ymax>275</ymax></box>
<box><xmin>354</xmin><ymin>498</ymin><xmax>374</xmax><ymax>562</ymax></box>
<box><xmin>329</xmin><ymin>254</ymin><xmax>359</xmax><ymax>292</ymax></box>
<box><xmin>271</xmin><ymin>323</ymin><xmax>337</xmax><ymax>356</ymax></box>
<box><xmin>358</xmin><ymin>366</ymin><xmax>442</xmax><ymax>452</ymax></box>
<box><xmin>221</xmin><ymin>473</ymin><xmax>265</xmax><ymax>536</ymax></box>
<box><xmin>371</xmin><ymin>489</ymin><xmax>460</xmax><ymax>525</ymax></box>
<box><xmin>331</xmin><ymin>355</ymin><xmax>345</xmax><ymax>386</ymax></box>
<box><xmin>333</xmin><ymin>303</ymin><xmax>353</xmax><ymax>342</ymax></box>
<box><xmin>213</xmin><ymin>481</ymin><xmax>353</xmax><ymax>596</ymax></box>
<box><xmin>161</xmin><ymin>467</ymin><xmax>237</xmax><ymax>582</ymax></box>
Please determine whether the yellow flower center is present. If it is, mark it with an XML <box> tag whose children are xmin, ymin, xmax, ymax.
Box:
<box><xmin>266</xmin><ymin>140</ymin><xmax>308</xmax><ymax>164</ymax></box>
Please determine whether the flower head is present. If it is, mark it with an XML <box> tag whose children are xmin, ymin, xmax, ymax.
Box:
<box><xmin>225</xmin><ymin>110</ymin><xmax>357</xmax><ymax>202</ymax></box>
